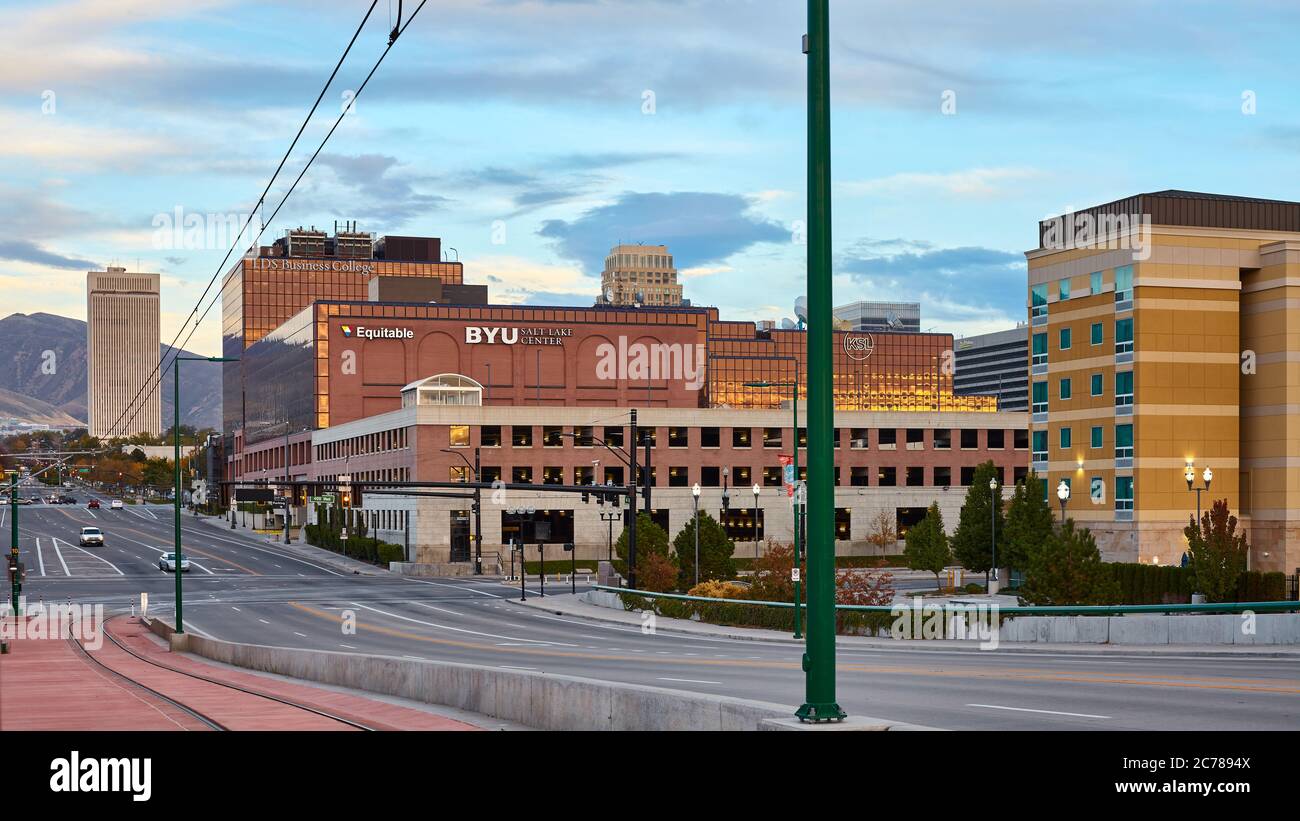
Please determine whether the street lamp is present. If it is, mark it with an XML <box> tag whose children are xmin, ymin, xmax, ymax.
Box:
<box><xmin>1185</xmin><ymin>463</ymin><xmax>1212</xmax><ymax>525</ymax></box>
<box><xmin>752</xmin><ymin>483</ymin><xmax>761</xmax><ymax>561</ymax></box>
<box><xmin>988</xmin><ymin>476</ymin><xmax>999</xmax><ymax>593</ymax></box>
<box><xmin>1056</xmin><ymin>479</ymin><xmax>1070</xmax><ymax>523</ymax></box>
<box><xmin>172</xmin><ymin>355</ymin><xmax>237</xmax><ymax>635</ymax></box>
<box><xmin>692</xmin><ymin>482</ymin><xmax>701</xmax><ymax>588</ymax></box>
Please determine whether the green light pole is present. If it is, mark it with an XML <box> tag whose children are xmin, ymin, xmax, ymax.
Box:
<box><xmin>173</xmin><ymin>356</ymin><xmax>236</xmax><ymax>633</ymax></box>
<box><xmin>744</xmin><ymin>363</ymin><xmax>803</xmax><ymax>639</ymax></box>
<box><xmin>8</xmin><ymin>471</ymin><xmax>19</xmax><ymax>616</ymax></box>
<box><xmin>797</xmin><ymin>0</ymin><xmax>845</xmax><ymax>722</ymax></box>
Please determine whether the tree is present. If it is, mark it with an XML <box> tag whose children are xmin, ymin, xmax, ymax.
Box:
<box><xmin>951</xmin><ymin>460</ymin><xmax>1005</xmax><ymax>582</ymax></box>
<box><xmin>1019</xmin><ymin>519</ymin><xmax>1120</xmax><ymax>605</ymax></box>
<box><xmin>614</xmin><ymin>512</ymin><xmax>670</xmax><ymax>563</ymax></box>
<box><xmin>1003</xmin><ymin>471</ymin><xmax>1055</xmax><ymax>573</ymax></box>
<box><xmin>748</xmin><ymin>541</ymin><xmax>801</xmax><ymax>602</ymax></box>
<box><xmin>637</xmin><ymin>551</ymin><xmax>680</xmax><ymax>592</ymax></box>
<box><xmin>903</xmin><ymin>502</ymin><xmax>950</xmax><ymax>590</ymax></box>
<box><xmin>866</xmin><ymin>509</ymin><xmax>897</xmax><ymax>556</ymax></box>
<box><xmin>672</xmin><ymin>510</ymin><xmax>736</xmax><ymax>589</ymax></box>
<box><xmin>1184</xmin><ymin>499</ymin><xmax>1248</xmax><ymax>603</ymax></box>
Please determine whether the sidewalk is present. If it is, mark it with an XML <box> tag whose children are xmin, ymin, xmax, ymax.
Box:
<box><xmin>0</xmin><ymin>616</ymin><xmax>490</xmax><ymax>731</ymax></box>
<box><xmin>511</xmin><ymin>593</ymin><xmax>1300</xmax><ymax>657</ymax></box>
<box><xmin>193</xmin><ymin>512</ymin><xmax>388</xmax><ymax>576</ymax></box>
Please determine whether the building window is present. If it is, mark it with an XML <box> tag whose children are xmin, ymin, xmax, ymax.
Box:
<box><xmin>877</xmin><ymin>467</ymin><xmax>897</xmax><ymax>487</ymax></box>
<box><xmin>1032</xmin><ymin>430</ymin><xmax>1048</xmax><ymax>462</ymax></box>
<box><xmin>481</xmin><ymin>425</ymin><xmax>502</xmax><ymax>448</ymax></box>
<box><xmin>732</xmin><ymin>466</ymin><xmax>751</xmax><ymax>485</ymax></box>
<box><xmin>637</xmin><ymin>428</ymin><xmax>657</xmax><ymax>448</ymax></box>
<box><xmin>1091</xmin><ymin>373</ymin><xmax>1103</xmax><ymax>396</ymax></box>
<box><xmin>1116</xmin><ymin>475</ymin><xmax>1134</xmax><ymax>511</ymax></box>
<box><xmin>1032</xmin><ymin>381</ymin><xmax>1048</xmax><ymax>414</ymax></box>
<box><xmin>732</xmin><ymin>427</ymin><xmax>751</xmax><ymax>448</ymax></box>
<box><xmin>906</xmin><ymin>428</ymin><xmax>924</xmax><ymax>447</ymax></box>
<box><xmin>449</xmin><ymin>425</ymin><xmax>470</xmax><ymax>447</ymax></box>
<box><xmin>960</xmin><ymin>466</ymin><xmax>976</xmax><ymax>486</ymax></box>
<box><xmin>542</xmin><ymin>426</ymin><xmax>564</xmax><ymax>447</ymax></box>
<box><xmin>851</xmin><ymin>466</ymin><xmax>870</xmax><ymax>487</ymax></box>
<box><xmin>1090</xmin><ymin>270</ymin><xmax>1102</xmax><ymax>295</ymax></box>
<box><xmin>1032</xmin><ymin>332</ymin><xmax>1048</xmax><ymax>366</ymax></box>
<box><xmin>934</xmin><ymin>429</ymin><xmax>951</xmax><ymax>449</ymax></box>
<box><xmin>934</xmin><ymin>466</ymin><xmax>952</xmax><ymax>487</ymax></box>
<box><xmin>850</xmin><ymin>428</ymin><xmax>869</xmax><ymax>449</ymax></box>
<box><xmin>835</xmin><ymin>508</ymin><xmax>851</xmax><ymax>541</ymax></box>
<box><xmin>1090</xmin><ymin>426</ymin><xmax>1103</xmax><ymax>449</ymax></box>
<box><xmin>1091</xmin><ymin>322</ymin><xmax>1103</xmax><ymax>345</ymax></box>
<box><xmin>1115</xmin><ymin>371</ymin><xmax>1134</xmax><ymax>407</ymax></box>
<box><xmin>1059</xmin><ymin>327</ymin><xmax>1072</xmax><ymax>351</ymax></box>
<box><xmin>604</xmin><ymin>427</ymin><xmax>624</xmax><ymax>448</ymax></box>
<box><xmin>878</xmin><ymin>428</ymin><xmax>897</xmax><ymax>448</ymax></box>
<box><xmin>575</xmin><ymin>465</ymin><xmax>595</xmax><ymax>485</ymax></box>
<box><xmin>701</xmin><ymin>427</ymin><xmax>720</xmax><ymax>448</ymax></box>
<box><xmin>797</xmin><ymin>427</ymin><xmax>807</xmax><ymax>448</ymax></box>
<box><xmin>1114</xmin><ymin>264</ymin><xmax>1133</xmax><ymax>302</ymax></box>
<box><xmin>482</xmin><ymin>466</ymin><xmax>502</xmax><ymax>483</ymax></box>
<box><xmin>1115</xmin><ymin>318</ymin><xmax>1134</xmax><ymax>355</ymax></box>
<box><xmin>512</xmin><ymin>466</ymin><xmax>533</xmax><ymax>484</ymax></box>
<box><xmin>1115</xmin><ymin>423</ymin><xmax>1133</xmax><ymax>459</ymax></box>
<box><xmin>1031</xmin><ymin>283</ymin><xmax>1048</xmax><ymax>318</ymax></box>
<box><xmin>512</xmin><ymin>426</ymin><xmax>533</xmax><ymax>447</ymax></box>
<box><xmin>988</xmin><ymin>429</ymin><xmax>1005</xmax><ymax>449</ymax></box>
<box><xmin>1059</xmin><ymin>427</ymin><xmax>1072</xmax><ymax>449</ymax></box>
<box><xmin>668</xmin><ymin>427</ymin><xmax>688</xmax><ymax>448</ymax></box>
<box><xmin>542</xmin><ymin>467</ymin><xmax>563</xmax><ymax>485</ymax></box>
<box><xmin>450</xmin><ymin>465</ymin><xmax>470</xmax><ymax>483</ymax></box>
<box><xmin>763</xmin><ymin>427</ymin><xmax>783</xmax><ymax>448</ymax></box>
<box><xmin>906</xmin><ymin>466</ymin><xmax>924</xmax><ymax>486</ymax></box>
<box><xmin>763</xmin><ymin>466</ymin><xmax>782</xmax><ymax>487</ymax></box>
<box><xmin>1059</xmin><ymin>278</ymin><xmax>1070</xmax><ymax>301</ymax></box>
<box><xmin>1059</xmin><ymin>378</ymin><xmax>1072</xmax><ymax>400</ymax></box>
<box><xmin>603</xmin><ymin>466</ymin><xmax>624</xmax><ymax>486</ymax></box>
<box><xmin>720</xmin><ymin>508</ymin><xmax>763</xmax><ymax>543</ymax></box>
<box><xmin>573</xmin><ymin>425</ymin><xmax>594</xmax><ymax>447</ymax></box>
<box><xmin>960</xmin><ymin>428</ymin><xmax>978</xmax><ymax>449</ymax></box>
<box><xmin>1013</xmin><ymin>429</ymin><xmax>1029</xmax><ymax>450</ymax></box>
<box><xmin>668</xmin><ymin>467</ymin><xmax>689</xmax><ymax>487</ymax></box>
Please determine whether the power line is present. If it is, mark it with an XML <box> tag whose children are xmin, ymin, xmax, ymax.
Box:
<box><xmin>110</xmin><ymin>0</ymin><xmax>430</xmax><ymax>440</ymax></box>
<box><xmin>103</xmin><ymin>1</ymin><xmax>383</xmax><ymax>440</ymax></box>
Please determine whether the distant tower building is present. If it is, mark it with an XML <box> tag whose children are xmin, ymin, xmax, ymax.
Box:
<box><xmin>953</xmin><ymin>325</ymin><xmax>1029</xmax><ymax>412</ymax></box>
<box><xmin>832</xmin><ymin>300</ymin><xmax>921</xmax><ymax>332</ymax></box>
<box><xmin>600</xmin><ymin>244</ymin><xmax>682</xmax><ymax>306</ymax></box>
<box><xmin>87</xmin><ymin>267</ymin><xmax>161</xmax><ymax>438</ymax></box>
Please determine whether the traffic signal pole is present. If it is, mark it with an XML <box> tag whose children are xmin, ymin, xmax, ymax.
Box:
<box><xmin>627</xmin><ymin>409</ymin><xmax>638</xmax><ymax>590</ymax></box>
<box><xmin>9</xmin><ymin>472</ymin><xmax>19</xmax><ymax>616</ymax></box>
<box><xmin>797</xmin><ymin>0</ymin><xmax>846</xmax><ymax>722</ymax></box>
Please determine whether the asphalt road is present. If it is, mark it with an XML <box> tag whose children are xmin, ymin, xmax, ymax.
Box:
<box><xmin>9</xmin><ymin>488</ymin><xmax>1300</xmax><ymax>731</ymax></box>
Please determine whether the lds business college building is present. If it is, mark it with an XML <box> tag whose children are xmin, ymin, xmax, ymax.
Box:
<box><xmin>225</xmin><ymin>227</ymin><xmax>1024</xmax><ymax>565</ymax></box>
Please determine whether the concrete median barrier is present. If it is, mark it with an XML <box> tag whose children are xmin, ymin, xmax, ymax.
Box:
<box><xmin>142</xmin><ymin>617</ymin><xmax>934</xmax><ymax>730</ymax></box>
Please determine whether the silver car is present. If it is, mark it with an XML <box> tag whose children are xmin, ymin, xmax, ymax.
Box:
<box><xmin>159</xmin><ymin>552</ymin><xmax>191</xmax><ymax>573</ymax></box>
<box><xmin>79</xmin><ymin>527</ymin><xmax>104</xmax><ymax>546</ymax></box>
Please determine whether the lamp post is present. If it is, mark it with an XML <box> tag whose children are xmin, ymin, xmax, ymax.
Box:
<box><xmin>692</xmin><ymin>482</ymin><xmax>701</xmax><ymax>588</ymax></box>
<box><xmin>173</xmin><ymin>355</ymin><xmax>236</xmax><ymax>634</ymax></box>
<box><xmin>443</xmin><ymin>447</ymin><xmax>482</xmax><ymax>573</ymax></box>
<box><xmin>988</xmin><ymin>476</ymin><xmax>999</xmax><ymax>595</ymax></box>
<box><xmin>752</xmin><ymin>483</ymin><xmax>761</xmax><ymax>561</ymax></box>
<box><xmin>1056</xmin><ymin>479</ymin><xmax>1070</xmax><ymax>523</ymax></box>
<box><xmin>1185</xmin><ymin>464</ymin><xmax>1212</xmax><ymax>525</ymax></box>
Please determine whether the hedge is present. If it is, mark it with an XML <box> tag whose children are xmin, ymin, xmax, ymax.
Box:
<box><xmin>1096</xmin><ymin>563</ymin><xmax>1286</xmax><ymax>604</ymax></box>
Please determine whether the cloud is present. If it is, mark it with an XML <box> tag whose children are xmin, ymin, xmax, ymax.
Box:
<box><xmin>314</xmin><ymin>153</ymin><xmax>451</xmax><ymax>225</ymax></box>
<box><xmin>840</xmin><ymin>167</ymin><xmax>1044</xmax><ymax>199</ymax></box>
<box><xmin>464</xmin><ymin>255</ymin><xmax>597</xmax><ymax>306</ymax></box>
<box><xmin>0</xmin><ymin>240</ymin><xmax>96</xmax><ymax>269</ymax></box>
<box><xmin>538</xmin><ymin>191</ymin><xmax>788</xmax><ymax>274</ymax></box>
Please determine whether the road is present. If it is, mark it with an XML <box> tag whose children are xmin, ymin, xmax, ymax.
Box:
<box><xmin>9</xmin><ymin>487</ymin><xmax>1300</xmax><ymax>731</ymax></box>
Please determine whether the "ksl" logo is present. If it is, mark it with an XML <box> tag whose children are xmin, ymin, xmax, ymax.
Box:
<box><xmin>843</xmin><ymin>333</ymin><xmax>875</xmax><ymax>361</ymax></box>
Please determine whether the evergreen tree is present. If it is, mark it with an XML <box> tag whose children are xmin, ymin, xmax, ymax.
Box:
<box><xmin>1003</xmin><ymin>471</ymin><xmax>1055</xmax><ymax>573</ymax></box>
<box><xmin>903</xmin><ymin>502</ymin><xmax>950</xmax><ymax>590</ymax></box>
<box><xmin>950</xmin><ymin>460</ymin><xmax>1005</xmax><ymax>583</ymax></box>
<box><xmin>672</xmin><ymin>510</ymin><xmax>737</xmax><ymax>588</ymax></box>
<box><xmin>1184</xmin><ymin>499</ymin><xmax>1248</xmax><ymax>603</ymax></box>
<box><xmin>614</xmin><ymin>512</ymin><xmax>670</xmax><ymax>563</ymax></box>
<box><xmin>1020</xmin><ymin>519</ymin><xmax>1120</xmax><ymax>605</ymax></box>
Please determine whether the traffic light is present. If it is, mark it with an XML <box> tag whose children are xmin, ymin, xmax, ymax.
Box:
<box><xmin>581</xmin><ymin>490</ymin><xmax>590</xmax><ymax>504</ymax></box>
<box><xmin>340</xmin><ymin>490</ymin><xmax>352</xmax><ymax>507</ymax></box>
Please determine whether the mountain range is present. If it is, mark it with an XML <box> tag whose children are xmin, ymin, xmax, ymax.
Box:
<box><xmin>0</xmin><ymin>312</ymin><xmax>221</xmax><ymax>431</ymax></box>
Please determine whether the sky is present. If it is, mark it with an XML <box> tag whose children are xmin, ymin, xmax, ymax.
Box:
<box><xmin>4</xmin><ymin>0</ymin><xmax>1300</xmax><ymax>357</ymax></box>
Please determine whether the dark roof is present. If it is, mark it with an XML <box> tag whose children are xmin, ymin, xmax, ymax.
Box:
<box><xmin>1038</xmin><ymin>190</ymin><xmax>1300</xmax><ymax>247</ymax></box>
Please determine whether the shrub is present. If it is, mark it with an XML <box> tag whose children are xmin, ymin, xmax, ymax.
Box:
<box><xmin>687</xmin><ymin>580</ymin><xmax>749</xmax><ymax>599</ymax></box>
<box><xmin>834</xmin><ymin>567</ymin><xmax>894</xmax><ymax>606</ymax></box>
<box><xmin>637</xmin><ymin>551</ymin><xmax>679</xmax><ymax>593</ymax></box>
<box><xmin>1185</xmin><ymin>499</ymin><xmax>1248</xmax><ymax>602</ymax></box>
<box><xmin>747</xmin><ymin>542</ymin><xmax>802</xmax><ymax>603</ymax></box>
<box><xmin>1019</xmin><ymin>520</ymin><xmax>1120</xmax><ymax>605</ymax></box>
<box><xmin>672</xmin><ymin>510</ymin><xmax>737</xmax><ymax>588</ymax></box>
<box><xmin>615</xmin><ymin>513</ymin><xmax>671</xmax><ymax>563</ymax></box>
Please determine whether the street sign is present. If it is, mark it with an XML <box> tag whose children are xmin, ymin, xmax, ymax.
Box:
<box><xmin>791</xmin><ymin>567</ymin><xmax>801</xmax><ymax>583</ymax></box>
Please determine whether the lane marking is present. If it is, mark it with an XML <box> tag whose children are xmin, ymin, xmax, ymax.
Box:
<box><xmin>348</xmin><ymin>601</ymin><xmax>577</xmax><ymax>646</ymax></box>
<box><xmin>178</xmin><ymin>526</ymin><xmax>343</xmax><ymax>576</ymax></box>
<box><xmin>339</xmin><ymin>643</ymin><xmax>357</xmax><ymax>649</ymax></box>
<box><xmin>405</xmin><ymin>578</ymin><xmax>503</xmax><ymax>598</ymax></box>
<box><xmin>966</xmin><ymin>704</ymin><xmax>1110</xmax><ymax>719</ymax></box>
<box><xmin>59</xmin><ymin>538</ymin><xmax>125</xmax><ymax>575</ymax></box>
<box><xmin>657</xmin><ymin>677</ymin><xmax>722</xmax><ymax>685</ymax></box>
<box><xmin>49</xmin><ymin>536</ymin><xmax>71</xmax><ymax>576</ymax></box>
<box><xmin>34</xmin><ymin>537</ymin><xmax>46</xmax><ymax>577</ymax></box>
<box><xmin>258</xmin><ymin>618</ymin><xmax>271</xmax><ymax>625</ymax></box>
<box><xmin>498</xmin><ymin>665</ymin><xmax>537</xmax><ymax>671</ymax></box>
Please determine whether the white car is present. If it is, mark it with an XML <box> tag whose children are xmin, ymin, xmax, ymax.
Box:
<box><xmin>110</xmin><ymin>499</ymin><xmax>124</xmax><ymax>509</ymax></box>
<box><xmin>159</xmin><ymin>552</ymin><xmax>191</xmax><ymax>573</ymax></box>
<box><xmin>79</xmin><ymin>527</ymin><xmax>104</xmax><ymax>546</ymax></box>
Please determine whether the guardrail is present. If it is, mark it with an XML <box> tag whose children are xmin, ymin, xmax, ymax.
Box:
<box><xmin>593</xmin><ymin>585</ymin><xmax>1300</xmax><ymax>616</ymax></box>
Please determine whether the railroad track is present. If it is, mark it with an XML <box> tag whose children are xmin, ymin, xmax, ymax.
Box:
<box><xmin>69</xmin><ymin>620</ymin><xmax>376</xmax><ymax>731</ymax></box>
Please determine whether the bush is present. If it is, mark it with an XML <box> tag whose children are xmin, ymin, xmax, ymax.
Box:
<box><xmin>637</xmin><ymin>551</ymin><xmax>679</xmax><ymax>593</ymax></box>
<box><xmin>834</xmin><ymin>568</ymin><xmax>894</xmax><ymax>606</ymax></box>
<box><xmin>1236</xmin><ymin>570</ymin><xmax>1286</xmax><ymax>602</ymax></box>
<box><xmin>1185</xmin><ymin>499</ymin><xmax>1248</xmax><ymax>602</ymax></box>
<box><xmin>619</xmin><ymin>592</ymin><xmax>896</xmax><ymax>637</ymax></box>
<box><xmin>1019</xmin><ymin>520</ymin><xmax>1120</xmax><ymax>605</ymax></box>
<box><xmin>687</xmin><ymin>580</ymin><xmax>749</xmax><ymax>599</ymax></box>
<box><xmin>747</xmin><ymin>542</ymin><xmax>802</xmax><ymax>603</ymax></box>
<box><xmin>1099</xmin><ymin>563</ymin><xmax>1193</xmax><ymax>604</ymax></box>
<box><xmin>672</xmin><ymin>510</ymin><xmax>736</xmax><ymax>588</ymax></box>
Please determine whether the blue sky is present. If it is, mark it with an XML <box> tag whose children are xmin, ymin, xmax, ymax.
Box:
<box><xmin>4</xmin><ymin>0</ymin><xmax>1300</xmax><ymax>356</ymax></box>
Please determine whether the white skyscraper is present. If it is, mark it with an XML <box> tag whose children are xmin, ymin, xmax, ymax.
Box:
<box><xmin>87</xmin><ymin>267</ymin><xmax>161</xmax><ymax>438</ymax></box>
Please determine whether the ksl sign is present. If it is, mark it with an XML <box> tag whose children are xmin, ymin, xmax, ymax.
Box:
<box><xmin>465</xmin><ymin>326</ymin><xmax>573</xmax><ymax>346</ymax></box>
<box><xmin>843</xmin><ymin>332</ymin><xmax>875</xmax><ymax>361</ymax></box>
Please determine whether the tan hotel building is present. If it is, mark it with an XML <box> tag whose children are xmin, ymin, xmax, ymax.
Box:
<box><xmin>1027</xmin><ymin>190</ymin><xmax>1300</xmax><ymax>573</ymax></box>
